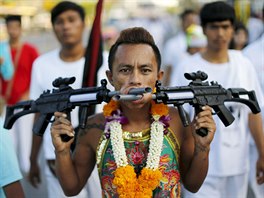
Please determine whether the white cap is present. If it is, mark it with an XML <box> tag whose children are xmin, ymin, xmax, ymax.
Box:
<box><xmin>186</xmin><ymin>24</ymin><xmax>207</xmax><ymax>48</ymax></box>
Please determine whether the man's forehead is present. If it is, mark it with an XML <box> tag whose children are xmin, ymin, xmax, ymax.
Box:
<box><xmin>56</xmin><ymin>10</ymin><xmax>81</xmax><ymax>19</ymax></box>
<box><xmin>115</xmin><ymin>44</ymin><xmax>155</xmax><ymax>59</ymax></box>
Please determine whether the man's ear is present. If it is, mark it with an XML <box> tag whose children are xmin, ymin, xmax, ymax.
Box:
<box><xmin>157</xmin><ymin>70</ymin><xmax>164</xmax><ymax>81</ymax></box>
<box><xmin>106</xmin><ymin>70</ymin><xmax>114</xmax><ymax>86</ymax></box>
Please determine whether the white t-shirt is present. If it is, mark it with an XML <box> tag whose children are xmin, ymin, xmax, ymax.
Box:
<box><xmin>243</xmin><ymin>34</ymin><xmax>264</xmax><ymax>95</ymax></box>
<box><xmin>30</xmin><ymin>49</ymin><xmax>84</xmax><ymax>159</ymax></box>
<box><xmin>172</xmin><ymin>50</ymin><xmax>264</xmax><ymax>176</ymax></box>
<box><xmin>243</xmin><ymin>34</ymin><xmax>264</xmax><ymax>143</ymax></box>
<box><xmin>162</xmin><ymin>31</ymin><xmax>187</xmax><ymax>69</ymax></box>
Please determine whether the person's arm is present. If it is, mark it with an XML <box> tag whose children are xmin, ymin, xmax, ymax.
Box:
<box><xmin>51</xmin><ymin>112</ymin><xmax>99</xmax><ymax>196</ymax></box>
<box><xmin>248</xmin><ymin>112</ymin><xmax>264</xmax><ymax>184</ymax></box>
<box><xmin>3</xmin><ymin>181</ymin><xmax>24</xmax><ymax>198</ymax></box>
<box><xmin>178</xmin><ymin>106</ymin><xmax>216</xmax><ymax>192</ymax></box>
<box><xmin>28</xmin><ymin>113</ymin><xmax>43</xmax><ymax>187</ymax></box>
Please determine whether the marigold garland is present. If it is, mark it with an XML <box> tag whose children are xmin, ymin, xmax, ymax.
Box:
<box><xmin>102</xmin><ymin>99</ymin><xmax>169</xmax><ymax>197</ymax></box>
<box><xmin>103</xmin><ymin>99</ymin><xmax>119</xmax><ymax>117</ymax></box>
<box><xmin>150</xmin><ymin>100</ymin><xmax>168</xmax><ymax>116</ymax></box>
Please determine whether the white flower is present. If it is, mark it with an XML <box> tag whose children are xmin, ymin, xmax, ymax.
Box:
<box><xmin>107</xmin><ymin>116</ymin><xmax>164</xmax><ymax>170</ymax></box>
<box><xmin>97</xmin><ymin>138</ymin><xmax>107</xmax><ymax>165</ymax></box>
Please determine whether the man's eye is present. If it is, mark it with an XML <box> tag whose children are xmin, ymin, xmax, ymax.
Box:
<box><xmin>120</xmin><ymin>68</ymin><xmax>130</xmax><ymax>73</ymax></box>
<box><xmin>142</xmin><ymin>69</ymin><xmax>151</xmax><ymax>74</ymax></box>
<box><xmin>68</xmin><ymin>17</ymin><xmax>77</xmax><ymax>23</ymax></box>
<box><xmin>54</xmin><ymin>20</ymin><xmax>63</xmax><ymax>26</ymax></box>
<box><xmin>209</xmin><ymin>25</ymin><xmax>218</xmax><ymax>30</ymax></box>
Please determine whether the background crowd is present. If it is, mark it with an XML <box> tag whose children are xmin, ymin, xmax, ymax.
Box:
<box><xmin>0</xmin><ymin>0</ymin><xmax>263</xmax><ymax>198</ymax></box>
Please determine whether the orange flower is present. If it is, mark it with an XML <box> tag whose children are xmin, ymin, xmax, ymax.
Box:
<box><xmin>103</xmin><ymin>99</ymin><xmax>119</xmax><ymax>117</ymax></box>
<box><xmin>139</xmin><ymin>168</ymin><xmax>162</xmax><ymax>190</ymax></box>
<box><xmin>113</xmin><ymin>165</ymin><xmax>137</xmax><ymax>196</ymax></box>
<box><xmin>113</xmin><ymin>166</ymin><xmax>162</xmax><ymax>197</ymax></box>
<box><xmin>151</xmin><ymin>100</ymin><xmax>169</xmax><ymax>116</ymax></box>
<box><xmin>104</xmin><ymin>97</ymin><xmax>167</xmax><ymax>197</ymax></box>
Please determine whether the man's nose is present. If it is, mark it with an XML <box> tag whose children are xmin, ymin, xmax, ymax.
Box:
<box><xmin>129</xmin><ymin>71</ymin><xmax>142</xmax><ymax>86</ymax></box>
<box><xmin>217</xmin><ymin>27</ymin><xmax>225</xmax><ymax>37</ymax></box>
<box><xmin>62</xmin><ymin>21</ymin><xmax>71</xmax><ymax>30</ymax></box>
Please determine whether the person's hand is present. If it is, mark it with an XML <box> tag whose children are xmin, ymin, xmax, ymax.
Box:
<box><xmin>192</xmin><ymin>106</ymin><xmax>216</xmax><ymax>150</ymax></box>
<box><xmin>28</xmin><ymin>160</ymin><xmax>41</xmax><ymax>188</ymax></box>
<box><xmin>51</xmin><ymin>112</ymin><xmax>75</xmax><ymax>153</ymax></box>
<box><xmin>256</xmin><ymin>155</ymin><xmax>264</xmax><ymax>184</ymax></box>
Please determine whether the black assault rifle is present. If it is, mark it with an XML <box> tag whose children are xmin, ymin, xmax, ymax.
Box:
<box><xmin>3</xmin><ymin>71</ymin><xmax>261</xmax><ymax>138</ymax></box>
<box><xmin>3</xmin><ymin>77</ymin><xmax>151</xmax><ymax>141</ymax></box>
<box><xmin>115</xmin><ymin>71</ymin><xmax>261</xmax><ymax>137</ymax></box>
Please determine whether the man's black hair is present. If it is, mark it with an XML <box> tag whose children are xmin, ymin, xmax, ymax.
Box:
<box><xmin>51</xmin><ymin>1</ymin><xmax>85</xmax><ymax>25</ymax></box>
<box><xmin>5</xmin><ymin>15</ymin><xmax>21</xmax><ymax>25</ymax></box>
<box><xmin>108</xmin><ymin>27</ymin><xmax>161</xmax><ymax>71</ymax></box>
<box><xmin>200</xmin><ymin>1</ymin><xmax>235</xmax><ymax>27</ymax></box>
<box><xmin>180</xmin><ymin>9</ymin><xmax>196</xmax><ymax>20</ymax></box>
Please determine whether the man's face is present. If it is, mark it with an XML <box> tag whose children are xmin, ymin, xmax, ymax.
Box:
<box><xmin>203</xmin><ymin>20</ymin><xmax>234</xmax><ymax>51</ymax></box>
<box><xmin>182</xmin><ymin>14</ymin><xmax>198</xmax><ymax>32</ymax></box>
<box><xmin>6</xmin><ymin>21</ymin><xmax>21</xmax><ymax>41</ymax></box>
<box><xmin>53</xmin><ymin>10</ymin><xmax>84</xmax><ymax>47</ymax></box>
<box><xmin>107</xmin><ymin>44</ymin><xmax>163</xmax><ymax>107</ymax></box>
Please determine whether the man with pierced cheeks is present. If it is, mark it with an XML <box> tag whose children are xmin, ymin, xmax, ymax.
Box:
<box><xmin>51</xmin><ymin>27</ymin><xmax>216</xmax><ymax>197</ymax></box>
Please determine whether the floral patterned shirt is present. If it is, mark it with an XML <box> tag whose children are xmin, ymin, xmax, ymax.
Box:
<box><xmin>97</xmin><ymin>128</ymin><xmax>181</xmax><ymax>197</ymax></box>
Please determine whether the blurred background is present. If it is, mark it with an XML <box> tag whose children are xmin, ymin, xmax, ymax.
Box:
<box><xmin>0</xmin><ymin>1</ymin><xmax>263</xmax><ymax>198</ymax></box>
<box><xmin>0</xmin><ymin>0</ymin><xmax>263</xmax><ymax>54</ymax></box>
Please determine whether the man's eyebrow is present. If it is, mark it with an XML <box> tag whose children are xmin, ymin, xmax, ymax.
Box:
<box><xmin>141</xmin><ymin>64</ymin><xmax>153</xmax><ymax>68</ymax></box>
<box><xmin>117</xmin><ymin>64</ymin><xmax>133</xmax><ymax>68</ymax></box>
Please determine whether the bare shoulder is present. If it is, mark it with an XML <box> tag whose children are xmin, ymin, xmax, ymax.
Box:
<box><xmin>76</xmin><ymin>113</ymin><xmax>105</xmax><ymax>152</ymax></box>
<box><xmin>168</xmin><ymin>106</ymin><xmax>190</xmax><ymax>145</ymax></box>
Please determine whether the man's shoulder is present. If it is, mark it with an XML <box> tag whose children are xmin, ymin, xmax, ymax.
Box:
<box><xmin>77</xmin><ymin>113</ymin><xmax>105</xmax><ymax>147</ymax></box>
<box><xmin>243</xmin><ymin>39</ymin><xmax>261</xmax><ymax>56</ymax></box>
<box><xmin>86</xmin><ymin>113</ymin><xmax>105</xmax><ymax>130</ymax></box>
<box><xmin>34</xmin><ymin>49</ymin><xmax>59</xmax><ymax>63</ymax></box>
<box><xmin>178</xmin><ymin>53</ymin><xmax>201</xmax><ymax>67</ymax></box>
<box><xmin>228</xmin><ymin>49</ymin><xmax>246</xmax><ymax>59</ymax></box>
<box><xmin>23</xmin><ymin>42</ymin><xmax>38</xmax><ymax>51</ymax></box>
<box><xmin>228</xmin><ymin>50</ymin><xmax>253</xmax><ymax>67</ymax></box>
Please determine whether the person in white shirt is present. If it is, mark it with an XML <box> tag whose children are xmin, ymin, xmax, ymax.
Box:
<box><xmin>162</xmin><ymin>9</ymin><xmax>198</xmax><ymax>86</ymax></box>
<box><xmin>168</xmin><ymin>24</ymin><xmax>207</xmax><ymax>86</ymax></box>
<box><xmin>28</xmin><ymin>1</ymin><xmax>101</xmax><ymax>197</ymax></box>
<box><xmin>243</xmin><ymin>33</ymin><xmax>264</xmax><ymax>198</ymax></box>
<box><xmin>171</xmin><ymin>2</ymin><xmax>264</xmax><ymax>198</ymax></box>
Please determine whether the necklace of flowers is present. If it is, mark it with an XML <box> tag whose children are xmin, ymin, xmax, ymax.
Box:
<box><xmin>102</xmin><ymin>99</ymin><xmax>171</xmax><ymax>197</ymax></box>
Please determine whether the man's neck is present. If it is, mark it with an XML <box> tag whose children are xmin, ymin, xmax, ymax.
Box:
<box><xmin>121</xmin><ymin>103</ymin><xmax>151</xmax><ymax>132</ymax></box>
<box><xmin>9</xmin><ymin>38</ymin><xmax>21</xmax><ymax>48</ymax></box>
<box><xmin>202</xmin><ymin>48</ymin><xmax>229</xmax><ymax>63</ymax></box>
<box><xmin>60</xmin><ymin>43</ymin><xmax>85</xmax><ymax>62</ymax></box>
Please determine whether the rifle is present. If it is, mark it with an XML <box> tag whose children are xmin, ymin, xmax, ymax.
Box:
<box><xmin>115</xmin><ymin>71</ymin><xmax>261</xmax><ymax>137</ymax></box>
<box><xmin>3</xmin><ymin>77</ymin><xmax>151</xmax><ymax>141</ymax></box>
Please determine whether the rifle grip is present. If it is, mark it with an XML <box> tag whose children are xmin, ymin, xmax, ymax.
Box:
<box><xmin>176</xmin><ymin>105</ymin><xmax>189</xmax><ymax>127</ymax></box>
<box><xmin>214</xmin><ymin>104</ymin><xmax>235</xmax><ymax>126</ymax></box>
<box><xmin>33</xmin><ymin>114</ymin><xmax>52</xmax><ymax>136</ymax></box>
<box><xmin>195</xmin><ymin>106</ymin><xmax>208</xmax><ymax>137</ymax></box>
